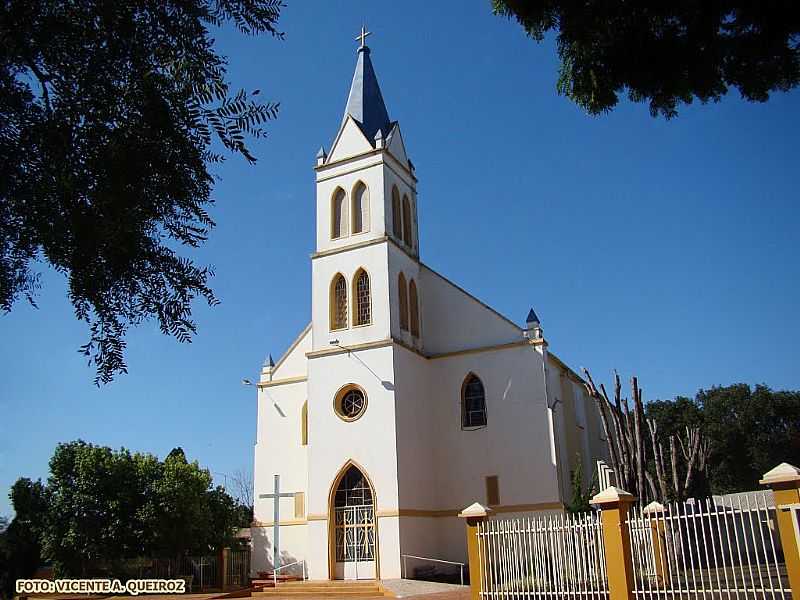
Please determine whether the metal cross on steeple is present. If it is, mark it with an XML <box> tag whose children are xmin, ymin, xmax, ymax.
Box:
<box><xmin>355</xmin><ymin>25</ymin><xmax>371</xmax><ymax>48</ymax></box>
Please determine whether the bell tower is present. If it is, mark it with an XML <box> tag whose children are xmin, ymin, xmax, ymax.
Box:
<box><xmin>310</xmin><ymin>30</ymin><xmax>421</xmax><ymax>352</ymax></box>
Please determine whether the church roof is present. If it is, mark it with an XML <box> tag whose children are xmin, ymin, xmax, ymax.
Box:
<box><xmin>526</xmin><ymin>308</ymin><xmax>540</xmax><ymax>324</ymax></box>
<box><xmin>342</xmin><ymin>45</ymin><xmax>392</xmax><ymax>143</ymax></box>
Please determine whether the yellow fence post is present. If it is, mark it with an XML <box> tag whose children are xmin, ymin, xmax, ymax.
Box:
<box><xmin>643</xmin><ymin>501</ymin><xmax>668</xmax><ymax>588</ymax></box>
<box><xmin>459</xmin><ymin>502</ymin><xmax>492</xmax><ymax>600</ymax></box>
<box><xmin>591</xmin><ymin>487</ymin><xmax>637</xmax><ymax>600</ymax></box>
<box><xmin>761</xmin><ymin>463</ymin><xmax>800</xmax><ymax>599</ymax></box>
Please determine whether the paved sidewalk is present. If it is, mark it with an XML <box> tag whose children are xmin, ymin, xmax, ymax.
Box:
<box><xmin>380</xmin><ymin>579</ymin><xmax>468</xmax><ymax>598</ymax></box>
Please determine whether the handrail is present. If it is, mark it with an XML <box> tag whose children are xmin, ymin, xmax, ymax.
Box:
<box><xmin>272</xmin><ymin>559</ymin><xmax>307</xmax><ymax>587</ymax></box>
<box><xmin>401</xmin><ymin>554</ymin><xmax>465</xmax><ymax>586</ymax></box>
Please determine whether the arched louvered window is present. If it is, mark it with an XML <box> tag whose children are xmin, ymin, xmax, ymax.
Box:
<box><xmin>462</xmin><ymin>373</ymin><xmax>487</xmax><ymax>428</ymax></box>
<box><xmin>352</xmin><ymin>181</ymin><xmax>369</xmax><ymax>234</ymax></box>
<box><xmin>301</xmin><ymin>401</ymin><xmax>308</xmax><ymax>446</ymax></box>
<box><xmin>409</xmin><ymin>278</ymin><xmax>419</xmax><ymax>338</ymax></box>
<box><xmin>392</xmin><ymin>186</ymin><xmax>402</xmax><ymax>239</ymax></box>
<box><xmin>398</xmin><ymin>272</ymin><xmax>408</xmax><ymax>331</ymax></box>
<box><xmin>402</xmin><ymin>194</ymin><xmax>412</xmax><ymax>246</ymax></box>
<box><xmin>331</xmin><ymin>188</ymin><xmax>349</xmax><ymax>239</ymax></box>
<box><xmin>354</xmin><ymin>269</ymin><xmax>371</xmax><ymax>326</ymax></box>
<box><xmin>330</xmin><ymin>274</ymin><xmax>348</xmax><ymax>330</ymax></box>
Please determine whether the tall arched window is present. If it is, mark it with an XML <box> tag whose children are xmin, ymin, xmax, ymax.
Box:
<box><xmin>409</xmin><ymin>278</ymin><xmax>420</xmax><ymax>337</ymax></box>
<box><xmin>462</xmin><ymin>373</ymin><xmax>487</xmax><ymax>428</ymax></box>
<box><xmin>398</xmin><ymin>273</ymin><xmax>408</xmax><ymax>331</ymax></box>
<box><xmin>330</xmin><ymin>274</ymin><xmax>348</xmax><ymax>330</ymax></box>
<box><xmin>354</xmin><ymin>269</ymin><xmax>371</xmax><ymax>326</ymax></box>
<box><xmin>402</xmin><ymin>195</ymin><xmax>412</xmax><ymax>246</ymax></box>
<box><xmin>301</xmin><ymin>401</ymin><xmax>308</xmax><ymax>446</ymax></box>
<box><xmin>392</xmin><ymin>186</ymin><xmax>402</xmax><ymax>239</ymax></box>
<box><xmin>352</xmin><ymin>181</ymin><xmax>369</xmax><ymax>234</ymax></box>
<box><xmin>331</xmin><ymin>187</ymin><xmax>349</xmax><ymax>239</ymax></box>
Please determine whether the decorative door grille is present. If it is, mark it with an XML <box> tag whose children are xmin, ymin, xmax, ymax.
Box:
<box><xmin>335</xmin><ymin>505</ymin><xmax>375</xmax><ymax>562</ymax></box>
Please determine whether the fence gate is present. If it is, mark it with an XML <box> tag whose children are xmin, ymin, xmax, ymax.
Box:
<box><xmin>477</xmin><ymin>511</ymin><xmax>609</xmax><ymax>599</ymax></box>
<box><xmin>628</xmin><ymin>496</ymin><xmax>790</xmax><ymax>599</ymax></box>
<box><xmin>226</xmin><ymin>549</ymin><xmax>251</xmax><ymax>589</ymax></box>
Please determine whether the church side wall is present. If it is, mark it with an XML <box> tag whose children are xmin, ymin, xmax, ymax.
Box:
<box><xmin>391</xmin><ymin>343</ymin><xmax>563</xmax><ymax>567</ymax></box>
<box><xmin>418</xmin><ymin>266</ymin><xmax>522</xmax><ymax>355</ymax></box>
<box><xmin>252</xmin><ymin>379</ymin><xmax>309</xmax><ymax>575</ymax></box>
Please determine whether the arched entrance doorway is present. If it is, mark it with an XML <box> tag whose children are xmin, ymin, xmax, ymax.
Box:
<box><xmin>329</xmin><ymin>463</ymin><xmax>377</xmax><ymax>580</ymax></box>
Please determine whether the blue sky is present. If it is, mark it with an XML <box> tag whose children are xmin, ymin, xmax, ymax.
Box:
<box><xmin>2</xmin><ymin>1</ymin><xmax>799</xmax><ymax>517</ymax></box>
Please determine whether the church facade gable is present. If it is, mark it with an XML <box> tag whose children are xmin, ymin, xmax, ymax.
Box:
<box><xmin>269</xmin><ymin>323</ymin><xmax>311</xmax><ymax>380</ymax></box>
<box><xmin>327</xmin><ymin>115</ymin><xmax>375</xmax><ymax>164</ymax></box>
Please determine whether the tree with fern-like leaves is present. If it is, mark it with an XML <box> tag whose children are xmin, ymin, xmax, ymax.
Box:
<box><xmin>1</xmin><ymin>0</ymin><xmax>284</xmax><ymax>384</ymax></box>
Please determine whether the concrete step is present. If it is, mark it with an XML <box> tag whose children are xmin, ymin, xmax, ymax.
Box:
<box><xmin>251</xmin><ymin>581</ymin><xmax>391</xmax><ymax>597</ymax></box>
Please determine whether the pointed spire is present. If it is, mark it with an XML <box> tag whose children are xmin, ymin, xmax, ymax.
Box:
<box><xmin>526</xmin><ymin>308</ymin><xmax>540</xmax><ymax>325</ymax></box>
<box><xmin>264</xmin><ymin>354</ymin><xmax>275</xmax><ymax>368</ymax></box>
<box><xmin>316</xmin><ymin>145</ymin><xmax>327</xmax><ymax>166</ymax></box>
<box><xmin>342</xmin><ymin>41</ymin><xmax>392</xmax><ymax>143</ymax></box>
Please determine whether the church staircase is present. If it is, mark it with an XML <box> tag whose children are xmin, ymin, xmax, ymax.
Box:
<box><xmin>251</xmin><ymin>580</ymin><xmax>393</xmax><ymax>597</ymax></box>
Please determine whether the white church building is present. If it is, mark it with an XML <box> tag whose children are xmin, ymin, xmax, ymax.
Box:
<box><xmin>251</xmin><ymin>35</ymin><xmax>608</xmax><ymax>581</ymax></box>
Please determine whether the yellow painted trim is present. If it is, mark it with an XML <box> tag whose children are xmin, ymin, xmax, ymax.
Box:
<box><xmin>333</xmin><ymin>383</ymin><xmax>368</xmax><ymax>422</ymax></box>
<box><xmin>257</xmin><ymin>375</ymin><xmax>307</xmax><ymax>388</ymax></box>
<box><xmin>597</xmin><ymin>499</ymin><xmax>636</xmax><ymax>600</ymax></box>
<box><xmin>306</xmin><ymin>338</ymin><xmax>394</xmax><ymax>359</ymax></box>
<box><xmin>270</xmin><ymin>323</ymin><xmax>311</xmax><ymax>375</ymax></box>
<box><xmin>386</xmin><ymin>234</ymin><xmax>419</xmax><ymax>261</ymax></box>
<box><xmin>764</xmin><ymin>481</ymin><xmax>800</xmax><ymax>597</ymax></box>
<box><xmin>316</xmin><ymin>146</ymin><xmax>418</xmax><ymax>184</ymax></box>
<box><xmin>312</xmin><ymin>236</ymin><xmax>389</xmax><ymax>260</ymax></box>
<box><xmin>252</xmin><ymin>519</ymin><xmax>308</xmax><ymax>527</ymax></box>
<box><xmin>255</xmin><ymin>502</ymin><xmax>564</xmax><ymax>527</ymax></box>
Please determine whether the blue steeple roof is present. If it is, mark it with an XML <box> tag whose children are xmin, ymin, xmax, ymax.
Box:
<box><xmin>342</xmin><ymin>45</ymin><xmax>392</xmax><ymax>143</ymax></box>
<box><xmin>526</xmin><ymin>308</ymin><xmax>540</xmax><ymax>324</ymax></box>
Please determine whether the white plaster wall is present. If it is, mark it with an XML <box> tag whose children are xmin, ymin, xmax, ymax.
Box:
<box><xmin>271</xmin><ymin>326</ymin><xmax>311</xmax><ymax>380</ymax></box>
<box><xmin>253</xmin><ymin>379</ymin><xmax>309</xmax><ymax>573</ymax></box>
<box><xmin>310</xmin><ymin>244</ymin><xmax>390</xmax><ymax>351</ymax></box>
<box><xmin>383</xmin><ymin>161</ymin><xmax>418</xmax><ymax>256</ymax></box>
<box><xmin>419</xmin><ymin>266</ymin><xmax>522</xmax><ymax>355</ymax></box>
<box><xmin>251</xmin><ymin>524</ymin><xmax>308</xmax><ymax>577</ymax></box>
<box><xmin>315</xmin><ymin>156</ymin><xmax>387</xmax><ymax>254</ymax></box>
<box><xmin>387</xmin><ymin>244</ymin><xmax>423</xmax><ymax>350</ymax></box>
<box><xmin>327</xmin><ymin>117</ymin><xmax>373</xmax><ymax>164</ymax></box>
<box><xmin>392</xmin><ymin>345</ymin><xmax>436</xmax><ymax>512</ymax></box>
<box><xmin>305</xmin><ymin>345</ymin><xmax>400</xmax><ymax>578</ymax></box>
<box><xmin>430</xmin><ymin>345</ymin><xmax>562</xmax><ymax>509</ymax></box>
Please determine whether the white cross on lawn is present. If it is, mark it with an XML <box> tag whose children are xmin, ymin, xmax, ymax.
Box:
<box><xmin>258</xmin><ymin>474</ymin><xmax>298</xmax><ymax>574</ymax></box>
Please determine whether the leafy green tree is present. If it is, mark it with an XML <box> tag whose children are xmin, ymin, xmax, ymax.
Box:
<box><xmin>566</xmin><ymin>455</ymin><xmax>596</xmax><ymax>513</ymax></box>
<box><xmin>645</xmin><ymin>384</ymin><xmax>800</xmax><ymax>494</ymax></box>
<box><xmin>492</xmin><ymin>2</ymin><xmax>800</xmax><ymax>117</ymax></box>
<box><xmin>0</xmin><ymin>0</ymin><xmax>283</xmax><ymax>384</ymax></box>
<box><xmin>698</xmin><ymin>384</ymin><xmax>800</xmax><ymax>493</ymax></box>
<box><xmin>1</xmin><ymin>479</ymin><xmax>48</xmax><ymax>598</ymax></box>
<box><xmin>37</xmin><ymin>441</ymin><xmax>248</xmax><ymax>576</ymax></box>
